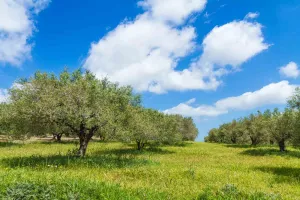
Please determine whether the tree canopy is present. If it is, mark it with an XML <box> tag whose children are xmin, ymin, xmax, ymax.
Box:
<box><xmin>0</xmin><ymin>69</ymin><xmax>198</xmax><ymax>156</ymax></box>
<box><xmin>205</xmin><ymin>87</ymin><xmax>300</xmax><ymax>152</ymax></box>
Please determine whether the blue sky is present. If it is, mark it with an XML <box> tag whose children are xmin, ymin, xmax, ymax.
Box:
<box><xmin>1</xmin><ymin>0</ymin><xmax>300</xmax><ymax>140</ymax></box>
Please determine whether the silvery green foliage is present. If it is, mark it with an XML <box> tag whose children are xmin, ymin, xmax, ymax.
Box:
<box><xmin>3</xmin><ymin>69</ymin><xmax>198</xmax><ymax>155</ymax></box>
<box><xmin>8</xmin><ymin>69</ymin><xmax>137</xmax><ymax>156</ymax></box>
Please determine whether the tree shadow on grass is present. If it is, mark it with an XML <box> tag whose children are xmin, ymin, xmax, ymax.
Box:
<box><xmin>38</xmin><ymin>138</ymin><xmax>106</xmax><ymax>145</ymax></box>
<box><xmin>125</xmin><ymin>141</ymin><xmax>193</xmax><ymax>149</ymax></box>
<box><xmin>0</xmin><ymin>153</ymin><xmax>155</xmax><ymax>169</ymax></box>
<box><xmin>255</xmin><ymin>166</ymin><xmax>300</xmax><ymax>184</ymax></box>
<box><xmin>225</xmin><ymin>144</ymin><xmax>253</xmax><ymax>149</ymax></box>
<box><xmin>38</xmin><ymin>140</ymin><xmax>79</xmax><ymax>145</ymax></box>
<box><xmin>161</xmin><ymin>142</ymin><xmax>194</xmax><ymax>147</ymax></box>
<box><xmin>96</xmin><ymin>147</ymin><xmax>175</xmax><ymax>156</ymax></box>
<box><xmin>240</xmin><ymin>148</ymin><xmax>300</xmax><ymax>159</ymax></box>
<box><xmin>0</xmin><ymin>142</ymin><xmax>23</xmax><ymax>148</ymax></box>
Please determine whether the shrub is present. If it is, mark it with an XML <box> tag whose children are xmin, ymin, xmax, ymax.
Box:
<box><xmin>4</xmin><ymin>182</ymin><xmax>55</xmax><ymax>200</ymax></box>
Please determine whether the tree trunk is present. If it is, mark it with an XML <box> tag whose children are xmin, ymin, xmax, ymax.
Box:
<box><xmin>137</xmin><ymin>141</ymin><xmax>141</xmax><ymax>151</ymax></box>
<box><xmin>250</xmin><ymin>137</ymin><xmax>258</xmax><ymax>146</ymax></box>
<box><xmin>231</xmin><ymin>137</ymin><xmax>237</xmax><ymax>144</ymax></box>
<box><xmin>136</xmin><ymin>140</ymin><xmax>145</xmax><ymax>151</ymax></box>
<box><xmin>99</xmin><ymin>133</ymin><xmax>106</xmax><ymax>141</ymax></box>
<box><xmin>77</xmin><ymin>125</ymin><xmax>98</xmax><ymax>157</ymax></box>
<box><xmin>279</xmin><ymin>139</ymin><xmax>286</xmax><ymax>152</ymax></box>
<box><xmin>78</xmin><ymin>137</ymin><xmax>89</xmax><ymax>157</ymax></box>
<box><xmin>52</xmin><ymin>133</ymin><xmax>62</xmax><ymax>142</ymax></box>
<box><xmin>56</xmin><ymin>134</ymin><xmax>62</xmax><ymax>142</ymax></box>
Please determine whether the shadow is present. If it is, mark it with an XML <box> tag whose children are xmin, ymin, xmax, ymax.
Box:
<box><xmin>150</xmin><ymin>142</ymin><xmax>194</xmax><ymax>148</ymax></box>
<box><xmin>37</xmin><ymin>140</ymin><xmax>79</xmax><ymax>145</ymax></box>
<box><xmin>0</xmin><ymin>142</ymin><xmax>23</xmax><ymax>148</ymax></box>
<box><xmin>0</xmin><ymin>153</ymin><xmax>154</xmax><ymax>169</ymax></box>
<box><xmin>168</xmin><ymin>142</ymin><xmax>194</xmax><ymax>147</ymax></box>
<box><xmin>225</xmin><ymin>144</ymin><xmax>253</xmax><ymax>149</ymax></box>
<box><xmin>240</xmin><ymin>148</ymin><xmax>300</xmax><ymax>159</ymax></box>
<box><xmin>96</xmin><ymin>147</ymin><xmax>174</xmax><ymax>156</ymax></box>
<box><xmin>255</xmin><ymin>166</ymin><xmax>300</xmax><ymax>184</ymax></box>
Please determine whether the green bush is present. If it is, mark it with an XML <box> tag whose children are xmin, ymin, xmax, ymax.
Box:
<box><xmin>0</xmin><ymin>180</ymin><xmax>168</xmax><ymax>200</ymax></box>
<box><xmin>4</xmin><ymin>182</ymin><xmax>55</xmax><ymax>200</ymax></box>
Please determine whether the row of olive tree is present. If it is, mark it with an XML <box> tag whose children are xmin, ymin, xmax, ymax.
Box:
<box><xmin>0</xmin><ymin>69</ymin><xmax>198</xmax><ymax>156</ymax></box>
<box><xmin>205</xmin><ymin>88</ymin><xmax>300</xmax><ymax>152</ymax></box>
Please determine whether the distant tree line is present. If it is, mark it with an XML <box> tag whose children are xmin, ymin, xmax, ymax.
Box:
<box><xmin>0</xmin><ymin>69</ymin><xmax>198</xmax><ymax>157</ymax></box>
<box><xmin>205</xmin><ymin>88</ymin><xmax>300</xmax><ymax>152</ymax></box>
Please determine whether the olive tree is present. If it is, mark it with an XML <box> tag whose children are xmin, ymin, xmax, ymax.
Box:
<box><xmin>288</xmin><ymin>87</ymin><xmax>300</xmax><ymax>147</ymax></box>
<box><xmin>119</xmin><ymin>107</ymin><xmax>159</xmax><ymax>150</ymax></box>
<box><xmin>227</xmin><ymin>119</ymin><xmax>245</xmax><ymax>144</ymax></box>
<box><xmin>118</xmin><ymin>107</ymin><xmax>187</xmax><ymax>150</ymax></box>
<box><xmin>9</xmin><ymin>70</ymin><xmax>137</xmax><ymax>156</ymax></box>
<box><xmin>0</xmin><ymin>103</ymin><xmax>10</xmax><ymax>138</ymax></box>
<box><xmin>243</xmin><ymin>113</ymin><xmax>268</xmax><ymax>146</ymax></box>
<box><xmin>156</xmin><ymin>114</ymin><xmax>183</xmax><ymax>145</ymax></box>
<box><xmin>205</xmin><ymin>128</ymin><xmax>219</xmax><ymax>143</ymax></box>
<box><xmin>269</xmin><ymin>108</ymin><xmax>295</xmax><ymax>152</ymax></box>
<box><xmin>180</xmin><ymin>117</ymin><xmax>198</xmax><ymax>141</ymax></box>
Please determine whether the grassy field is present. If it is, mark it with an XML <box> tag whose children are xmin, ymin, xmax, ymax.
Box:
<box><xmin>0</xmin><ymin>141</ymin><xmax>300</xmax><ymax>199</ymax></box>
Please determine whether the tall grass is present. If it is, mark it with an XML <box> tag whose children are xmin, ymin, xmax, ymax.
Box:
<box><xmin>0</xmin><ymin>141</ymin><xmax>300</xmax><ymax>199</ymax></box>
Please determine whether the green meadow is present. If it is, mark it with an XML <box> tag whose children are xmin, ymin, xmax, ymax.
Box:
<box><xmin>0</xmin><ymin>141</ymin><xmax>300</xmax><ymax>199</ymax></box>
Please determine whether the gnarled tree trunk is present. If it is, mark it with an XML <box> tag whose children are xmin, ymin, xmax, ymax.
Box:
<box><xmin>250</xmin><ymin>136</ymin><xmax>259</xmax><ymax>146</ymax></box>
<box><xmin>78</xmin><ymin>137</ymin><xmax>90</xmax><ymax>157</ymax></box>
<box><xmin>52</xmin><ymin>133</ymin><xmax>63</xmax><ymax>142</ymax></box>
<box><xmin>231</xmin><ymin>137</ymin><xmax>237</xmax><ymax>144</ymax></box>
<box><xmin>278</xmin><ymin>139</ymin><xmax>286</xmax><ymax>152</ymax></box>
<box><xmin>77</xmin><ymin>124</ymin><xmax>98</xmax><ymax>157</ymax></box>
<box><xmin>56</xmin><ymin>133</ymin><xmax>62</xmax><ymax>142</ymax></box>
<box><xmin>136</xmin><ymin>140</ymin><xmax>145</xmax><ymax>151</ymax></box>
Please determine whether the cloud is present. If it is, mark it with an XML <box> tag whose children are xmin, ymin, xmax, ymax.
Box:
<box><xmin>279</xmin><ymin>62</ymin><xmax>300</xmax><ymax>78</ymax></box>
<box><xmin>84</xmin><ymin>14</ymin><xmax>198</xmax><ymax>93</ymax></box>
<box><xmin>215</xmin><ymin>81</ymin><xmax>295</xmax><ymax>110</ymax></box>
<box><xmin>199</xmin><ymin>20</ymin><xmax>269</xmax><ymax>67</ymax></box>
<box><xmin>165</xmin><ymin>81</ymin><xmax>297</xmax><ymax>117</ymax></box>
<box><xmin>84</xmin><ymin>0</ymin><xmax>269</xmax><ymax>93</ymax></box>
<box><xmin>0</xmin><ymin>89</ymin><xmax>9</xmax><ymax>103</ymax></box>
<box><xmin>138</xmin><ymin>0</ymin><xmax>206</xmax><ymax>25</ymax></box>
<box><xmin>185</xmin><ymin>98</ymin><xmax>196</xmax><ymax>105</ymax></box>
<box><xmin>245</xmin><ymin>12</ymin><xmax>260</xmax><ymax>19</ymax></box>
<box><xmin>0</xmin><ymin>0</ymin><xmax>50</xmax><ymax>66</ymax></box>
<box><xmin>84</xmin><ymin>0</ymin><xmax>207</xmax><ymax>93</ymax></box>
<box><xmin>187</xmin><ymin>20</ymin><xmax>269</xmax><ymax>89</ymax></box>
<box><xmin>0</xmin><ymin>83</ymin><xmax>24</xmax><ymax>103</ymax></box>
<box><xmin>165</xmin><ymin>103</ymin><xmax>227</xmax><ymax>117</ymax></box>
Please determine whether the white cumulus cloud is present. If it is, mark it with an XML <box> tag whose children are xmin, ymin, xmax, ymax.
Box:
<box><xmin>138</xmin><ymin>0</ymin><xmax>207</xmax><ymax>25</ymax></box>
<box><xmin>165</xmin><ymin>103</ymin><xmax>227</xmax><ymax>117</ymax></box>
<box><xmin>245</xmin><ymin>12</ymin><xmax>260</xmax><ymax>19</ymax></box>
<box><xmin>165</xmin><ymin>81</ymin><xmax>297</xmax><ymax>117</ymax></box>
<box><xmin>279</xmin><ymin>62</ymin><xmax>299</xmax><ymax>78</ymax></box>
<box><xmin>0</xmin><ymin>0</ymin><xmax>50</xmax><ymax>66</ymax></box>
<box><xmin>84</xmin><ymin>0</ymin><xmax>269</xmax><ymax>93</ymax></box>
<box><xmin>185</xmin><ymin>20</ymin><xmax>269</xmax><ymax>89</ymax></box>
<box><xmin>200</xmin><ymin>21</ymin><xmax>269</xmax><ymax>67</ymax></box>
<box><xmin>185</xmin><ymin>98</ymin><xmax>196</xmax><ymax>105</ymax></box>
<box><xmin>84</xmin><ymin>14</ymin><xmax>198</xmax><ymax>93</ymax></box>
